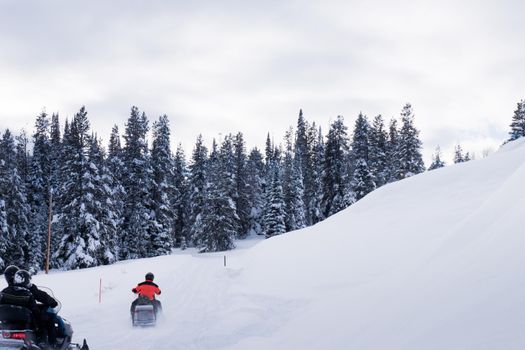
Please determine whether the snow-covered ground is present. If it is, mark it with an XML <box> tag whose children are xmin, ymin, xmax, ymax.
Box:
<box><xmin>3</xmin><ymin>138</ymin><xmax>525</xmax><ymax>350</ymax></box>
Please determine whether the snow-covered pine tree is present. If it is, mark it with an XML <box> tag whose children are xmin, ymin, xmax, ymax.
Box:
<box><xmin>51</xmin><ymin>119</ymin><xmax>72</xmax><ymax>269</ymax></box>
<box><xmin>397</xmin><ymin>104</ymin><xmax>425</xmax><ymax>178</ymax></box>
<box><xmin>149</xmin><ymin>115</ymin><xmax>175</xmax><ymax>256</ymax></box>
<box><xmin>282</xmin><ymin>128</ymin><xmax>295</xmax><ymax>231</ymax></box>
<box><xmin>54</xmin><ymin>106</ymin><xmax>103</xmax><ymax>270</ymax></box>
<box><xmin>245</xmin><ymin>147</ymin><xmax>265</xmax><ymax>235</ymax></box>
<box><xmin>509</xmin><ymin>99</ymin><xmax>525</xmax><ymax>141</ymax></box>
<box><xmin>265</xmin><ymin>133</ymin><xmax>273</xmax><ymax>170</ymax></box>
<box><xmin>428</xmin><ymin>146</ymin><xmax>446</xmax><ymax>170</ymax></box>
<box><xmin>322</xmin><ymin>116</ymin><xmax>351</xmax><ymax>217</ymax></box>
<box><xmin>199</xmin><ymin>136</ymin><xmax>239</xmax><ymax>252</ymax></box>
<box><xmin>54</xmin><ymin>107</ymin><xmax>102</xmax><ymax>269</ymax></box>
<box><xmin>263</xmin><ymin>162</ymin><xmax>286</xmax><ymax>238</ymax></box>
<box><xmin>369</xmin><ymin>115</ymin><xmax>388</xmax><ymax>187</ymax></box>
<box><xmin>289</xmin><ymin>155</ymin><xmax>307</xmax><ymax>230</ymax></box>
<box><xmin>385</xmin><ymin>118</ymin><xmax>400</xmax><ymax>182</ymax></box>
<box><xmin>47</xmin><ymin>114</ymin><xmax>63</xmax><ymax>262</ymax></box>
<box><xmin>351</xmin><ymin>158</ymin><xmax>376</xmax><ymax>201</ymax></box>
<box><xmin>232</xmin><ymin>132</ymin><xmax>251</xmax><ymax>238</ymax></box>
<box><xmin>15</xmin><ymin>131</ymin><xmax>31</xmax><ymax>186</ymax></box>
<box><xmin>89</xmin><ymin>136</ymin><xmax>119</xmax><ymax>265</ymax></box>
<box><xmin>27</xmin><ymin>112</ymin><xmax>51</xmax><ymax>271</ymax></box>
<box><xmin>294</xmin><ymin>109</ymin><xmax>314</xmax><ymax>225</ymax></box>
<box><xmin>454</xmin><ymin>144</ymin><xmax>465</xmax><ymax>163</ymax></box>
<box><xmin>307</xmin><ymin>124</ymin><xmax>325</xmax><ymax>224</ymax></box>
<box><xmin>219</xmin><ymin>135</ymin><xmax>240</xmax><ymax>232</ymax></box>
<box><xmin>282</xmin><ymin>128</ymin><xmax>307</xmax><ymax>231</ymax></box>
<box><xmin>0</xmin><ymin>130</ymin><xmax>30</xmax><ymax>268</ymax></box>
<box><xmin>121</xmin><ymin>107</ymin><xmax>152</xmax><ymax>259</ymax></box>
<box><xmin>173</xmin><ymin>144</ymin><xmax>189</xmax><ymax>248</ymax></box>
<box><xmin>49</xmin><ymin>113</ymin><xmax>62</xmax><ymax>190</ymax></box>
<box><xmin>350</xmin><ymin>113</ymin><xmax>376</xmax><ymax>200</ymax></box>
<box><xmin>0</xmin><ymin>197</ymin><xmax>8</xmax><ymax>270</ymax></box>
<box><xmin>107</xmin><ymin>125</ymin><xmax>126</xmax><ymax>259</ymax></box>
<box><xmin>188</xmin><ymin>135</ymin><xmax>208</xmax><ymax>247</ymax></box>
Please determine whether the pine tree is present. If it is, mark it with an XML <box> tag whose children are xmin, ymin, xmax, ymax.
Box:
<box><xmin>350</xmin><ymin>113</ymin><xmax>375</xmax><ymax>200</ymax></box>
<box><xmin>15</xmin><ymin>131</ymin><xmax>31</xmax><ymax>186</ymax></box>
<box><xmin>385</xmin><ymin>118</ymin><xmax>401</xmax><ymax>182</ymax></box>
<box><xmin>369</xmin><ymin>115</ymin><xmax>388</xmax><ymax>187</ymax></box>
<box><xmin>47</xmin><ymin>114</ymin><xmax>63</xmax><ymax>261</ymax></box>
<box><xmin>263</xmin><ymin>164</ymin><xmax>286</xmax><ymax>238</ymax></box>
<box><xmin>265</xmin><ymin>133</ymin><xmax>273</xmax><ymax>169</ymax></box>
<box><xmin>232</xmin><ymin>132</ymin><xmax>251</xmax><ymax>238</ymax></box>
<box><xmin>121</xmin><ymin>107</ymin><xmax>152</xmax><ymax>259</ymax></box>
<box><xmin>294</xmin><ymin>109</ymin><xmax>314</xmax><ymax>225</ymax></box>
<box><xmin>351</xmin><ymin>158</ymin><xmax>376</xmax><ymax>200</ymax></box>
<box><xmin>398</xmin><ymin>104</ymin><xmax>425</xmax><ymax>178</ymax></box>
<box><xmin>49</xmin><ymin>113</ymin><xmax>62</xmax><ymax>190</ymax></box>
<box><xmin>509</xmin><ymin>99</ymin><xmax>525</xmax><ymax>141</ymax></box>
<box><xmin>0</xmin><ymin>130</ymin><xmax>30</xmax><ymax>268</ymax></box>
<box><xmin>307</xmin><ymin>124</ymin><xmax>324</xmax><ymax>224</ymax></box>
<box><xmin>454</xmin><ymin>144</ymin><xmax>465</xmax><ymax>164</ymax></box>
<box><xmin>173</xmin><ymin>144</ymin><xmax>189</xmax><ymax>248</ymax></box>
<box><xmin>89</xmin><ymin>136</ymin><xmax>119</xmax><ymax>265</ymax></box>
<box><xmin>188</xmin><ymin>135</ymin><xmax>208</xmax><ymax>247</ymax></box>
<box><xmin>54</xmin><ymin>107</ymin><xmax>101</xmax><ymax>269</ymax></box>
<box><xmin>289</xmin><ymin>156</ymin><xmax>307</xmax><ymax>230</ymax></box>
<box><xmin>54</xmin><ymin>107</ymin><xmax>100</xmax><ymax>269</ymax></box>
<box><xmin>27</xmin><ymin>112</ymin><xmax>51</xmax><ymax>272</ymax></box>
<box><xmin>107</xmin><ymin>125</ymin><xmax>126</xmax><ymax>258</ymax></box>
<box><xmin>199</xmin><ymin>136</ymin><xmax>238</xmax><ymax>252</ymax></box>
<box><xmin>245</xmin><ymin>148</ymin><xmax>265</xmax><ymax>235</ymax></box>
<box><xmin>282</xmin><ymin>128</ymin><xmax>307</xmax><ymax>231</ymax></box>
<box><xmin>322</xmin><ymin>116</ymin><xmax>352</xmax><ymax>217</ymax></box>
<box><xmin>429</xmin><ymin>146</ymin><xmax>446</xmax><ymax>170</ymax></box>
<box><xmin>0</xmin><ymin>198</ymin><xmax>8</xmax><ymax>270</ymax></box>
<box><xmin>282</xmin><ymin>128</ymin><xmax>295</xmax><ymax>231</ymax></box>
<box><xmin>149</xmin><ymin>115</ymin><xmax>175</xmax><ymax>256</ymax></box>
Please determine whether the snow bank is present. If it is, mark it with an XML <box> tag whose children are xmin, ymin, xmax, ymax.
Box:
<box><xmin>232</xmin><ymin>138</ymin><xmax>525</xmax><ymax>349</ymax></box>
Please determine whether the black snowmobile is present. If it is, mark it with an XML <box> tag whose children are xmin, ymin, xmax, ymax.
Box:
<box><xmin>131</xmin><ymin>296</ymin><xmax>159</xmax><ymax>327</ymax></box>
<box><xmin>0</xmin><ymin>293</ymin><xmax>89</xmax><ymax>350</ymax></box>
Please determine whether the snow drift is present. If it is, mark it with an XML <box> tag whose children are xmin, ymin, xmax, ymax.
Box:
<box><xmin>2</xmin><ymin>139</ymin><xmax>525</xmax><ymax>350</ymax></box>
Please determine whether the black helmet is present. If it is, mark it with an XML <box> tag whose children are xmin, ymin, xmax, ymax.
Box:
<box><xmin>13</xmin><ymin>270</ymin><xmax>32</xmax><ymax>288</ymax></box>
<box><xmin>145</xmin><ymin>272</ymin><xmax>154</xmax><ymax>281</ymax></box>
<box><xmin>4</xmin><ymin>265</ymin><xmax>19</xmax><ymax>286</ymax></box>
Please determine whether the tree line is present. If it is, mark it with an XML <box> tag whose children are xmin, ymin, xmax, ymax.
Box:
<box><xmin>4</xmin><ymin>98</ymin><xmax>521</xmax><ymax>273</ymax></box>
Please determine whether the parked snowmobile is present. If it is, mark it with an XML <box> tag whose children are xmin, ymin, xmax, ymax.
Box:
<box><xmin>0</xmin><ymin>294</ymin><xmax>89</xmax><ymax>350</ymax></box>
<box><xmin>131</xmin><ymin>296</ymin><xmax>158</xmax><ymax>327</ymax></box>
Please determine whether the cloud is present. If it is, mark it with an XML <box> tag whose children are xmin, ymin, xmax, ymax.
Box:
<box><xmin>0</xmin><ymin>0</ymin><xmax>522</xmax><ymax>165</ymax></box>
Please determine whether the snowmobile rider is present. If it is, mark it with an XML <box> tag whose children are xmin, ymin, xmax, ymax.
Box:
<box><xmin>1</xmin><ymin>266</ymin><xmax>64</xmax><ymax>345</ymax></box>
<box><xmin>1</xmin><ymin>267</ymin><xmax>38</xmax><ymax>314</ymax></box>
<box><xmin>131</xmin><ymin>272</ymin><xmax>162</xmax><ymax>314</ymax></box>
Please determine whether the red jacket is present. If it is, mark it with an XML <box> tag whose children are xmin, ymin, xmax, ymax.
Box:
<box><xmin>132</xmin><ymin>280</ymin><xmax>161</xmax><ymax>300</ymax></box>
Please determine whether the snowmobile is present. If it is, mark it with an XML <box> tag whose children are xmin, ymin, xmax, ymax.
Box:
<box><xmin>131</xmin><ymin>296</ymin><xmax>159</xmax><ymax>327</ymax></box>
<box><xmin>0</xmin><ymin>295</ymin><xmax>89</xmax><ymax>350</ymax></box>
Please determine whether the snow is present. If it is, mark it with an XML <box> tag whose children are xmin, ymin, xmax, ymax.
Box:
<box><xmin>3</xmin><ymin>138</ymin><xmax>525</xmax><ymax>349</ymax></box>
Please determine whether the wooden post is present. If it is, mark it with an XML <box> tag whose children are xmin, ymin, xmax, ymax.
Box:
<box><xmin>224</xmin><ymin>255</ymin><xmax>226</xmax><ymax>267</ymax></box>
<box><xmin>99</xmin><ymin>278</ymin><xmax>102</xmax><ymax>304</ymax></box>
<box><xmin>45</xmin><ymin>190</ymin><xmax>53</xmax><ymax>274</ymax></box>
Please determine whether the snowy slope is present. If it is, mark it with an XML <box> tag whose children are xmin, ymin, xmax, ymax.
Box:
<box><xmin>2</xmin><ymin>138</ymin><xmax>525</xmax><ymax>350</ymax></box>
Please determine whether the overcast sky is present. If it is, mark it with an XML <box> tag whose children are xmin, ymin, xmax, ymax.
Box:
<box><xmin>0</xmin><ymin>0</ymin><xmax>524</xmax><ymax>163</ymax></box>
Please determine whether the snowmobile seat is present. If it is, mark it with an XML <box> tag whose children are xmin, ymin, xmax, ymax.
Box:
<box><xmin>132</xmin><ymin>304</ymin><xmax>156</xmax><ymax>327</ymax></box>
<box><xmin>0</xmin><ymin>304</ymin><xmax>35</xmax><ymax>330</ymax></box>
